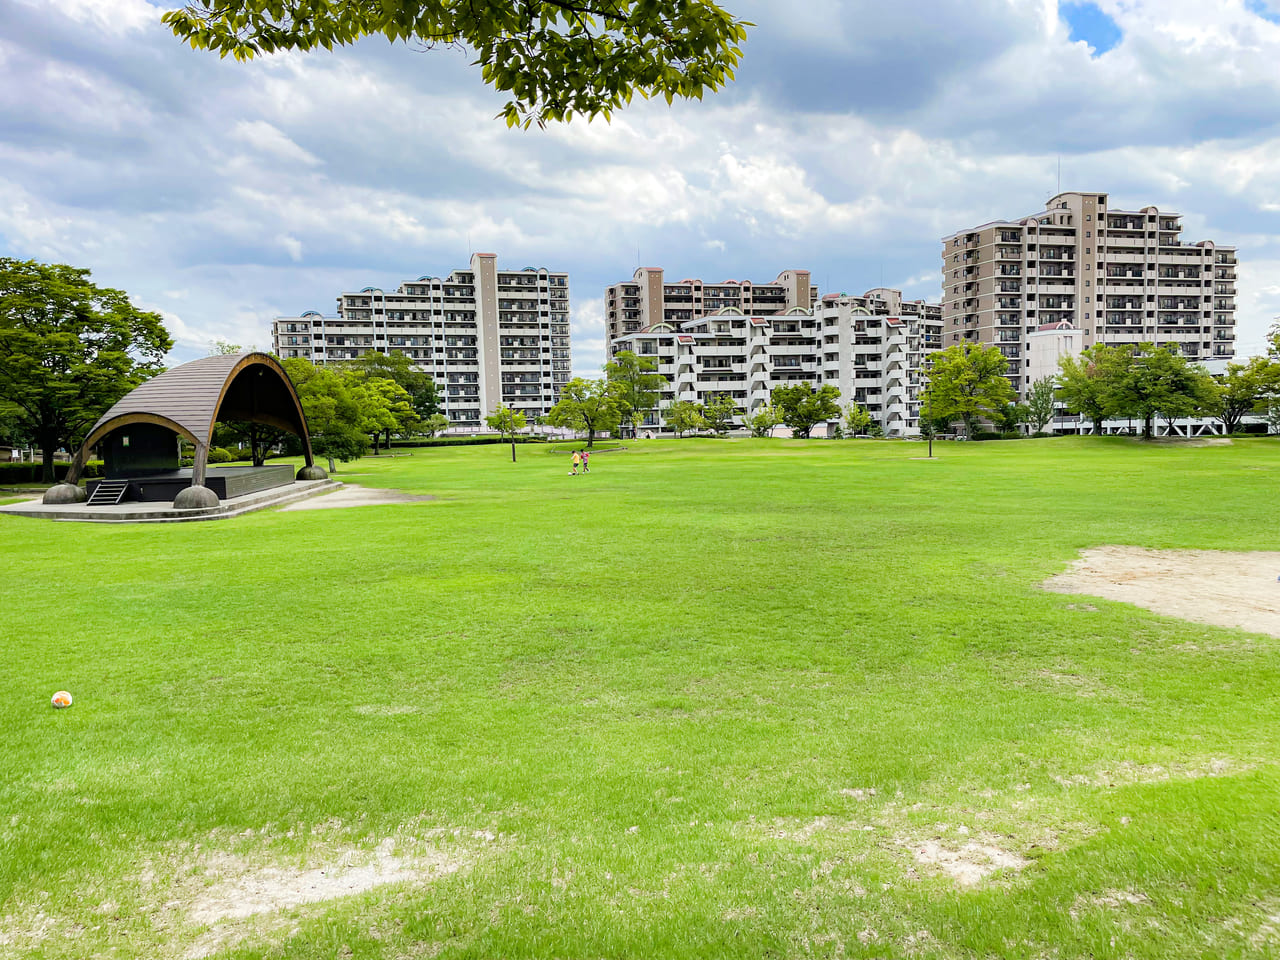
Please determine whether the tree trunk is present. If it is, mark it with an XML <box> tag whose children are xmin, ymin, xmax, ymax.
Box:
<box><xmin>1142</xmin><ymin>414</ymin><xmax>1154</xmax><ymax>440</ymax></box>
<box><xmin>510</xmin><ymin>436</ymin><xmax>516</xmax><ymax>462</ymax></box>
<box><xmin>39</xmin><ymin>429</ymin><xmax>58</xmax><ymax>483</ymax></box>
<box><xmin>587</xmin><ymin>428</ymin><xmax>595</xmax><ymax>448</ymax></box>
<box><xmin>371</xmin><ymin>433</ymin><xmax>379</xmax><ymax>455</ymax></box>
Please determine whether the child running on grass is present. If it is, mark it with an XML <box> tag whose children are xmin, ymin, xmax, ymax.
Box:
<box><xmin>581</xmin><ymin>449</ymin><xmax>589</xmax><ymax>473</ymax></box>
<box><xmin>569</xmin><ymin>450</ymin><xmax>581</xmax><ymax>475</ymax></box>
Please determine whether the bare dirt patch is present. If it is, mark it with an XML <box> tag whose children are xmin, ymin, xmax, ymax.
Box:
<box><xmin>1052</xmin><ymin>757</ymin><xmax>1256</xmax><ymax>789</ymax></box>
<box><xmin>899</xmin><ymin>838</ymin><xmax>1028</xmax><ymax>887</ymax></box>
<box><xmin>1044</xmin><ymin>546</ymin><xmax>1280</xmax><ymax>638</ymax></box>
<box><xmin>279</xmin><ymin>485</ymin><xmax>434</xmax><ymax>511</ymax></box>
<box><xmin>136</xmin><ymin>823</ymin><xmax>496</xmax><ymax>959</ymax></box>
<box><xmin>183</xmin><ymin>838</ymin><xmax>454</xmax><ymax>927</ymax></box>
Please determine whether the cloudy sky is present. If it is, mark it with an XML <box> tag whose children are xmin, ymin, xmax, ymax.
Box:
<box><xmin>3</xmin><ymin>0</ymin><xmax>1279</xmax><ymax>377</ymax></box>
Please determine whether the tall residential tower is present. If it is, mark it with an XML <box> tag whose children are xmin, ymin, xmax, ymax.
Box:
<box><xmin>273</xmin><ymin>253</ymin><xmax>571</xmax><ymax>427</ymax></box>
<box><xmin>941</xmin><ymin>192</ymin><xmax>1237</xmax><ymax>394</ymax></box>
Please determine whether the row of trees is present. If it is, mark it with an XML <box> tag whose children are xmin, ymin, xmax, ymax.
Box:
<box><xmin>921</xmin><ymin>334</ymin><xmax>1280</xmax><ymax>440</ymax></box>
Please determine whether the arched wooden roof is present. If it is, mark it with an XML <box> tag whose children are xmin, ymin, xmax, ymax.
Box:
<box><xmin>69</xmin><ymin>352</ymin><xmax>314</xmax><ymax>486</ymax></box>
<box><xmin>85</xmin><ymin>352</ymin><xmax>309</xmax><ymax>449</ymax></box>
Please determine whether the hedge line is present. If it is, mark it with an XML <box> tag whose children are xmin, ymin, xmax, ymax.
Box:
<box><xmin>0</xmin><ymin>460</ymin><xmax>104</xmax><ymax>484</ymax></box>
<box><xmin>389</xmin><ymin>436</ymin><xmax>547</xmax><ymax>448</ymax></box>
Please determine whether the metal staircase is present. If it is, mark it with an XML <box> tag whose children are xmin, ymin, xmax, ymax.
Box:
<box><xmin>86</xmin><ymin>479</ymin><xmax>130</xmax><ymax>506</ymax></box>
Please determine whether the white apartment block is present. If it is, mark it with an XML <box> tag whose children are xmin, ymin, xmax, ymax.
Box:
<box><xmin>609</xmin><ymin>287</ymin><xmax>943</xmax><ymax>437</ymax></box>
<box><xmin>816</xmin><ymin>289</ymin><xmax>944</xmax><ymax>436</ymax></box>
<box><xmin>273</xmin><ymin>253</ymin><xmax>571</xmax><ymax>427</ymax></box>
<box><xmin>941</xmin><ymin>191</ymin><xmax>1237</xmax><ymax>396</ymax></box>
<box><xmin>604</xmin><ymin>267</ymin><xmax>818</xmax><ymax>354</ymax></box>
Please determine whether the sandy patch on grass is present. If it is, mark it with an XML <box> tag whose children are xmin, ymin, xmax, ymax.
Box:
<box><xmin>1051</xmin><ymin>757</ymin><xmax>1256</xmax><ymax>789</ymax></box>
<box><xmin>352</xmin><ymin>703</ymin><xmax>420</xmax><ymax>716</ymax></box>
<box><xmin>279</xmin><ymin>485</ymin><xmax>433</xmax><ymax>511</ymax></box>
<box><xmin>900</xmin><ymin>838</ymin><xmax>1028</xmax><ymax>887</ymax></box>
<box><xmin>184</xmin><ymin>838</ymin><xmax>450</xmax><ymax>926</ymax></box>
<box><xmin>1043</xmin><ymin>546</ymin><xmax>1280</xmax><ymax>637</ymax></box>
<box><xmin>175</xmin><ymin>838</ymin><xmax>466</xmax><ymax>958</ymax></box>
<box><xmin>136</xmin><ymin>823</ymin><xmax>498</xmax><ymax>959</ymax></box>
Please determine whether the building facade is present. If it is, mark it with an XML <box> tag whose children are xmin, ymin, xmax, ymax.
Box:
<box><xmin>273</xmin><ymin>254</ymin><xmax>571</xmax><ymax>427</ymax></box>
<box><xmin>604</xmin><ymin>267</ymin><xmax>818</xmax><ymax>356</ymax></box>
<box><xmin>941</xmin><ymin>191</ymin><xmax>1237</xmax><ymax>395</ymax></box>
<box><xmin>609</xmin><ymin>287</ymin><xmax>943</xmax><ymax>437</ymax></box>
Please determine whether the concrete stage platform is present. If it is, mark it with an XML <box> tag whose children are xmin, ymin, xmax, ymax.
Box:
<box><xmin>87</xmin><ymin>464</ymin><xmax>295</xmax><ymax>503</ymax></box>
<box><xmin>0</xmin><ymin>478</ymin><xmax>342</xmax><ymax>523</ymax></box>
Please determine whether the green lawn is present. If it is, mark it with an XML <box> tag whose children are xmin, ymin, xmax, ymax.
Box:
<box><xmin>3</xmin><ymin>437</ymin><xmax>1280</xmax><ymax>959</ymax></box>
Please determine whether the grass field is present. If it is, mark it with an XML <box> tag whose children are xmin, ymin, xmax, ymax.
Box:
<box><xmin>3</xmin><ymin>437</ymin><xmax>1280</xmax><ymax>959</ymax></box>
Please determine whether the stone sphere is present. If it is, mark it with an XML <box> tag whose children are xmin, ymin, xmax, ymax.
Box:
<box><xmin>296</xmin><ymin>465</ymin><xmax>329</xmax><ymax>481</ymax></box>
<box><xmin>43</xmin><ymin>483</ymin><xmax>87</xmax><ymax>505</ymax></box>
<box><xmin>174</xmin><ymin>484</ymin><xmax>220</xmax><ymax>509</ymax></box>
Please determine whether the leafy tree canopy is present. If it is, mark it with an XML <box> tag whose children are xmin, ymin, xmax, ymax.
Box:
<box><xmin>770</xmin><ymin>383</ymin><xmax>840</xmax><ymax>439</ymax></box>
<box><xmin>486</xmin><ymin>403</ymin><xmax>528</xmax><ymax>460</ymax></box>
<box><xmin>605</xmin><ymin>350</ymin><xmax>666</xmax><ymax>436</ymax></box>
<box><xmin>282</xmin><ymin>359</ymin><xmax>370</xmax><ymax>470</ymax></box>
<box><xmin>423</xmin><ymin>412</ymin><xmax>451</xmax><ymax>438</ymax></box>
<box><xmin>1212</xmin><ymin>356</ymin><xmax>1280</xmax><ymax>435</ymax></box>
<box><xmin>1056</xmin><ymin>346</ymin><xmax>1120</xmax><ymax>434</ymax></box>
<box><xmin>163</xmin><ymin>1</ymin><xmax>751</xmax><ymax>128</ymax></box>
<box><xmin>344</xmin><ymin>350</ymin><xmax>440</xmax><ymax>420</ymax></box>
<box><xmin>1025</xmin><ymin>376</ymin><xmax>1057</xmax><ymax>434</ymax></box>
<box><xmin>843</xmin><ymin>403</ymin><xmax>873</xmax><ymax>436</ymax></box>
<box><xmin>0</xmin><ymin>258</ymin><xmax>172</xmax><ymax>481</ymax></box>
<box><xmin>745</xmin><ymin>403</ymin><xmax>778</xmax><ymax>438</ymax></box>
<box><xmin>924</xmin><ymin>343</ymin><xmax>1015</xmax><ymax>437</ymax></box>
<box><xmin>701</xmin><ymin>393</ymin><xmax>736</xmax><ymax>436</ymax></box>
<box><xmin>1105</xmin><ymin>344</ymin><xmax>1218</xmax><ymax>440</ymax></box>
<box><xmin>663</xmin><ymin>399</ymin><xmax>704</xmax><ymax>438</ymax></box>
<box><xmin>546</xmin><ymin>377</ymin><xmax>619</xmax><ymax>447</ymax></box>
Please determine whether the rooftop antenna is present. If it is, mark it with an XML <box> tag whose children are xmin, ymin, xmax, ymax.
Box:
<box><xmin>467</xmin><ymin>232</ymin><xmax>472</xmax><ymax>257</ymax></box>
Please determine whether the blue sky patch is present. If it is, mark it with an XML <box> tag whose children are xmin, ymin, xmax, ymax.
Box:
<box><xmin>1246</xmin><ymin>0</ymin><xmax>1280</xmax><ymax>24</ymax></box>
<box><xmin>1061</xmin><ymin>1</ymin><xmax>1123</xmax><ymax>55</ymax></box>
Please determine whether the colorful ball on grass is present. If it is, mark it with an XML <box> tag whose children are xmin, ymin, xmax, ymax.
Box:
<box><xmin>51</xmin><ymin>691</ymin><xmax>73</xmax><ymax>709</ymax></box>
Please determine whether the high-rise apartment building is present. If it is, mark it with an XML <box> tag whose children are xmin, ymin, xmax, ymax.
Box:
<box><xmin>273</xmin><ymin>254</ymin><xmax>571</xmax><ymax>427</ymax></box>
<box><xmin>604</xmin><ymin>267</ymin><xmax>818</xmax><ymax>356</ymax></box>
<box><xmin>608</xmin><ymin>287</ymin><xmax>942</xmax><ymax>437</ymax></box>
<box><xmin>941</xmin><ymin>192</ymin><xmax>1237</xmax><ymax>394</ymax></box>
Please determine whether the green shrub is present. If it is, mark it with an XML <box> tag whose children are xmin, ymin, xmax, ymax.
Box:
<box><xmin>207</xmin><ymin>447</ymin><xmax>235</xmax><ymax>463</ymax></box>
<box><xmin>971</xmin><ymin>430</ymin><xmax>1004</xmax><ymax>441</ymax></box>
<box><xmin>0</xmin><ymin>460</ymin><xmax>104</xmax><ymax>485</ymax></box>
<box><xmin>390</xmin><ymin>436</ymin><xmax>546</xmax><ymax>448</ymax></box>
<box><xmin>1000</xmin><ymin>431</ymin><xmax>1024</xmax><ymax>440</ymax></box>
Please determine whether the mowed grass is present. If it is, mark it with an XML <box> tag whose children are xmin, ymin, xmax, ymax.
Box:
<box><xmin>3</xmin><ymin>437</ymin><xmax>1280</xmax><ymax>959</ymax></box>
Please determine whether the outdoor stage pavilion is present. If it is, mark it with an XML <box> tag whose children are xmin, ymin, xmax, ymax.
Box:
<box><xmin>44</xmin><ymin>352</ymin><xmax>327</xmax><ymax>509</ymax></box>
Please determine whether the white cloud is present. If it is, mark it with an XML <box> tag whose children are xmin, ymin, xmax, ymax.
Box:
<box><xmin>233</xmin><ymin>121</ymin><xmax>323</xmax><ymax>167</ymax></box>
<box><xmin>33</xmin><ymin>0</ymin><xmax>157</xmax><ymax>35</ymax></box>
<box><xmin>2</xmin><ymin>0</ymin><xmax>1279</xmax><ymax>382</ymax></box>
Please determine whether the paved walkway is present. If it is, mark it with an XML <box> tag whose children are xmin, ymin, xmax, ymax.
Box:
<box><xmin>279</xmin><ymin>485</ymin><xmax>433</xmax><ymax>511</ymax></box>
<box><xmin>0</xmin><ymin>479</ymin><xmax>340</xmax><ymax>523</ymax></box>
